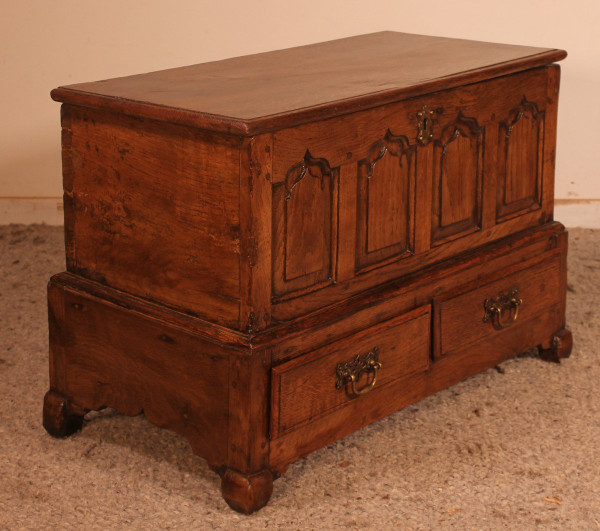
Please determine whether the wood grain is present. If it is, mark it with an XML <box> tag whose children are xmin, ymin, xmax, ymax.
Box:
<box><xmin>62</xmin><ymin>105</ymin><xmax>242</xmax><ymax>327</ymax></box>
<box><xmin>272</xmin><ymin>211</ymin><xmax>556</xmax><ymax>321</ymax></box>
<box><xmin>47</xmin><ymin>277</ymin><xmax>231</xmax><ymax>465</ymax></box>
<box><xmin>271</xmin><ymin>306</ymin><xmax>430</xmax><ymax>437</ymax></box>
<box><xmin>269</xmin><ymin>300</ymin><xmax>562</xmax><ymax>472</ymax></box>
<box><xmin>272</xmin><ymin>155</ymin><xmax>338</xmax><ymax>299</ymax></box>
<box><xmin>239</xmin><ymin>134</ymin><xmax>273</xmax><ymax>332</ymax></box>
<box><xmin>267</xmin><ymin>67</ymin><xmax>556</xmax><ymax>316</ymax></box>
<box><xmin>45</xmin><ymin>225</ymin><xmax>569</xmax><ymax>511</ymax></box>
<box><xmin>266</xmin><ymin>224</ymin><xmax>566</xmax><ymax>362</ymax></box>
<box><xmin>220</xmin><ymin>469</ymin><xmax>273</xmax><ymax>514</ymax></box>
<box><xmin>51</xmin><ymin>32</ymin><xmax>565</xmax><ymax>135</ymax></box>
<box><xmin>431</xmin><ymin>114</ymin><xmax>484</xmax><ymax>244</ymax></box>
<box><xmin>272</xmin><ymin>67</ymin><xmax>551</xmax><ymax>175</ymax></box>
<box><xmin>496</xmin><ymin>98</ymin><xmax>545</xmax><ymax>220</ymax></box>
<box><xmin>433</xmin><ymin>255</ymin><xmax>562</xmax><ymax>358</ymax></box>
<box><xmin>355</xmin><ymin>133</ymin><xmax>416</xmax><ymax>270</ymax></box>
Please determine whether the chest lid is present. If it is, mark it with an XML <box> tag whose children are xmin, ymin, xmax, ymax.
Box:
<box><xmin>51</xmin><ymin>31</ymin><xmax>566</xmax><ymax>136</ymax></box>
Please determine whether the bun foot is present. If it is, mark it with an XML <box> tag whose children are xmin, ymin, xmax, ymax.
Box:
<box><xmin>43</xmin><ymin>390</ymin><xmax>84</xmax><ymax>438</ymax></box>
<box><xmin>221</xmin><ymin>468</ymin><xmax>274</xmax><ymax>514</ymax></box>
<box><xmin>539</xmin><ymin>328</ymin><xmax>573</xmax><ymax>363</ymax></box>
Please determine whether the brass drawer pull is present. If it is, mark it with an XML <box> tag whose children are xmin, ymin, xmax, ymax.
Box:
<box><xmin>483</xmin><ymin>288</ymin><xmax>523</xmax><ymax>329</ymax></box>
<box><xmin>335</xmin><ymin>347</ymin><xmax>382</xmax><ymax>396</ymax></box>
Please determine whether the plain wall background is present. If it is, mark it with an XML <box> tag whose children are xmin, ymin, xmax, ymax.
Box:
<box><xmin>1</xmin><ymin>0</ymin><xmax>598</xmax><ymax>224</ymax></box>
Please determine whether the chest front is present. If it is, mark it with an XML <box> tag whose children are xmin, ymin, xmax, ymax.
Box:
<box><xmin>269</xmin><ymin>66</ymin><xmax>557</xmax><ymax>321</ymax></box>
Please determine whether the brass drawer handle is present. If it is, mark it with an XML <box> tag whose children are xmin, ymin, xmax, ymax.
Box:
<box><xmin>483</xmin><ymin>288</ymin><xmax>523</xmax><ymax>329</ymax></box>
<box><xmin>335</xmin><ymin>347</ymin><xmax>382</xmax><ymax>397</ymax></box>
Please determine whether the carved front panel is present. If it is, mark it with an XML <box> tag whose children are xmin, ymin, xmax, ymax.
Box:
<box><xmin>356</xmin><ymin>132</ymin><xmax>416</xmax><ymax>270</ymax></box>
<box><xmin>432</xmin><ymin>114</ymin><xmax>484</xmax><ymax>245</ymax></box>
<box><xmin>496</xmin><ymin>98</ymin><xmax>545</xmax><ymax>221</ymax></box>
<box><xmin>272</xmin><ymin>152</ymin><xmax>337</xmax><ymax>298</ymax></box>
<box><xmin>269</xmin><ymin>67</ymin><xmax>558</xmax><ymax>322</ymax></box>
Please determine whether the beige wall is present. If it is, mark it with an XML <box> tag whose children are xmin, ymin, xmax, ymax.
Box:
<box><xmin>1</xmin><ymin>0</ymin><xmax>598</xmax><ymax>223</ymax></box>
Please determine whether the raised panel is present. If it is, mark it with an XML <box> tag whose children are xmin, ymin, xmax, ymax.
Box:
<box><xmin>272</xmin><ymin>151</ymin><xmax>337</xmax><ymax>298</ymax></box>
<box><xmin>496</xmin><ymin>98</ymin><xmax>545</xmax><ymax>221</ymax></box>
<box><xmin>356</xmin><ymin>131</ymin><xmax>416</xmax><ymax>270</ymax></box>
<box><xmin>432</xmin><ymin>114</ymin><xmax>484</xmax><ymax>245</ymax></box>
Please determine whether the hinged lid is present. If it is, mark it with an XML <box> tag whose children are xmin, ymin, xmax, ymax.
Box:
<box><xmin>51</xmin><ymin>31</ymin><xmax>566</xmax><ymax>136</ymax></box>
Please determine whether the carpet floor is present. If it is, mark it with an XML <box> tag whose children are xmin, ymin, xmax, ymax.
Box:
<box><xmin>0</xmin><ymin>225</ymin><xmax>598</xmax><ymax>530</ymax></box>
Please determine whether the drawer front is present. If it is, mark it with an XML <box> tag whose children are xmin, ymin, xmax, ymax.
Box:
<box><xmin>270</xmin><ymin>305</ymin><xmax>431</xmax><ymax>438</ymax></box>
<box><xmin>434</xmin><ymin>255</ymin><xmax>562</xmax><ymax>358</ymax></box>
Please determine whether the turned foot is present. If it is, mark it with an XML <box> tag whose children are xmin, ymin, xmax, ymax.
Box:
<box><xmin>539</xmin><ymin>328</ymin><xmax>573</xmax><ymax>363</ymax></box>
<box><xmin>220</xmin><ymin>468</ymin><xmax>273</xmax><ymax>514</ymax></box>
<box><xmin>43</xmin><ymin>390</ymin><xmax>85</xmax><ymax>438</ymax></box>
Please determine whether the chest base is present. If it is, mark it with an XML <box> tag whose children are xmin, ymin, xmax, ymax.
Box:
<box><xmin>43</xmin><ymin>223</ymin><xmax>571</xmax><ymax>513</ymax></box>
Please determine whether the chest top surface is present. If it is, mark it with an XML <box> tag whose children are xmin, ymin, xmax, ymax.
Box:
<box><xmin>51</xmin><ymin>31</ymin><xmax>566</xmax><ymax>135</ymax></box>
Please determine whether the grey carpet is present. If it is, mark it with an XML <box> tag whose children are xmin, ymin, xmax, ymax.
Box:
<box><xmin>0</xmin><ymin>225</ymin><xmax>598</xmax><ymax>529</ymax></box>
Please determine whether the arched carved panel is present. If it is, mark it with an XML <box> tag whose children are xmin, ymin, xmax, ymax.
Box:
<box><xmin>272</xmin><ymin>151</ymin><xmax>337</xmax><ymax>298</ymax></box>
<box><xmin>356</xmin><ymin>131</ymin><xmax>416</xmax><ymax>271</ymax></box>
<box><xmin>432</xmin><ymin>114</ymin><xmax>484</xmax><ymax>245</ymax></box>
<box><xmin>496</xmin><ymin>97</ymin><xmax>545</xmax><ymax>221</ymax></box>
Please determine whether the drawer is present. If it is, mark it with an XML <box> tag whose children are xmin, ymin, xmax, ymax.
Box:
<box><xmin>433</xmin><ymin>255</ymin><xmax>562</xmax><ymax>358</ymax></box>
<box><xmin>270</xmin><ymin>305</ymin><xmax>431</xmax><ymax>438</ymax></box>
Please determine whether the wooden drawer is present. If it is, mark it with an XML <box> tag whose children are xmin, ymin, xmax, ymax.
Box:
<box><xmin>433</xmin><ymin>255</ymin><xmax>562</xmax><ymax>358</ymax></box>
<box><xmin>270</xmin><ymin>305</ymin><xmax>431</xmax><ymax>438</ymax></box>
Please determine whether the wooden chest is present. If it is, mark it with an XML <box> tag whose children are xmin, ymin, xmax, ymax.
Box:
<box><xmin>44</xmin><ymin>32</ymin><xmax>571</xmax><ymax>513</ymax></box>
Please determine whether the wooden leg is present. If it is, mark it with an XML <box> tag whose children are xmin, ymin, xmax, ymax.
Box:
<box><xmin>220</xmin><ymin>468</ymin><xmax>274</xmax><ymax>514</ymax></box>
<box><xmin>539</xmin><ymin>328</ymin><xmax>573</xmax><ymax>363</ymax></box>
<box><xmin>43</xmin><ymin>389</ymin><xmax>85</xmax><ymax>438</ymax></box>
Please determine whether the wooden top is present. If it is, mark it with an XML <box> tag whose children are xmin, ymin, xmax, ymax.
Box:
<box><xmin>51</xmin><ymin>31</ymin><xmax>566</xmax><ymax>135</ymax></box>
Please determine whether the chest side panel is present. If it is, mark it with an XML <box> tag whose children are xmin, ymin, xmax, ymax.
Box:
<box><xmin>47</xmin><ymin>278</ymin><xmax>231</xmax><ymax>466</ymax></box>
<box><xmin>270</xmin><ymin>66</ymin><xmax>559</xmax><ymax>319</ymax></box>
<box><xmin>62</xmin><ymin>105</ymin><xmax>241</xmax><ymax>327</ymax></box>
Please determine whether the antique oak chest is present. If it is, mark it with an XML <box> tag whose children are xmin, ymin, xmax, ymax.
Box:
<box><xmin>44</xmin><ymin>32</ymin><xmax>571</xmax><ymax>513</ymax></box>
